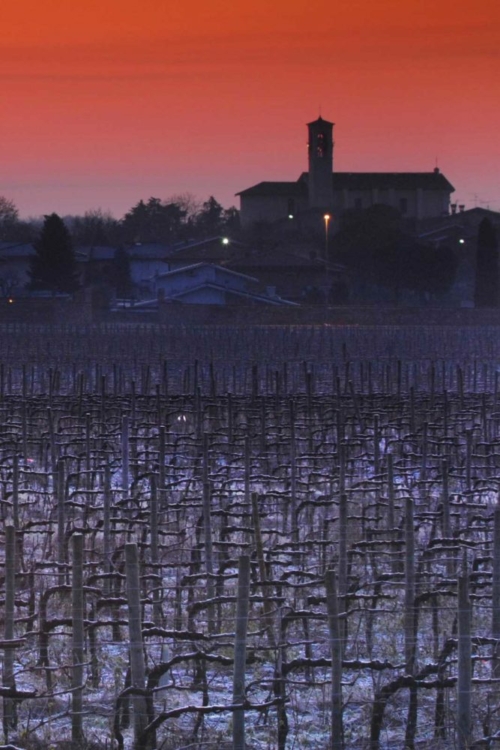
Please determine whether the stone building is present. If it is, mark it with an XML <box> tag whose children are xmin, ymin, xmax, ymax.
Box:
<box><xmin>237</xmin><ymin>117</ymin><xmax>455</xmax><ymax>226</ymax></box>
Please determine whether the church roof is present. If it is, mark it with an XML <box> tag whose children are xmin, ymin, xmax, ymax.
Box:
<box><xmin>307</xmin><ymin>116</ymin><xmax>334</xmax><ymax>126</ymax></box>
<box><xmin>304</xmin><ymin>171</ymin><xmax>454</xmax><ymax>192</ymax></box>
<box><xmin>337</xmin><ymin>171</ymin><xmax>454</xmax><ymax>191</ymax></box>
<box><xmin>238</xmin><ymin>171</ymin><xmax>454</xmax><ymax>198</ymax></box>
<box><xmin>236</xmin><ymin>180</ymin><xmax>308</xmax><ymax>198</ymax></box>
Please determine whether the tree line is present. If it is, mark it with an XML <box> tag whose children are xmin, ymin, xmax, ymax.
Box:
<box><xmin>333</xmin><ymin>204</ymin><xmax>499</xmax><ymax>304</ymax></box>
<box><xmin>0</xmin><ymin>194</ymin><xmax>240</xmax><ymax>295</ymax></box>
<box><xmin>1</xmin><ymin>194</ymin><xmax>499</xmax><ymax>305</ymax></box>
<box><xmin>0</xmin><ymin>194</ymin><xmax>240</xmax><ymax>246</ymax></box>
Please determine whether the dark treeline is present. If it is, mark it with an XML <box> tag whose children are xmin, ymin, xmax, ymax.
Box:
<box><xmin>0</xmin><ymin>193</ymin><xmax>240</xmax><ymax>246</ymax></box>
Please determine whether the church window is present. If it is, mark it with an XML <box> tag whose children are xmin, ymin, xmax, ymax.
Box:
<box><xmin>287</xmin><ymin>198</ymin><xmax>295</xmax><ymax>215</ymax></box>
<box><xmin>316</xmin><ymin>133</ymin><xmax>327</xmax><ymax>157</ymax></box>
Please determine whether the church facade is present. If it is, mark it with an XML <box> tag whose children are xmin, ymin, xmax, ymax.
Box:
<box><xmin>237</xmin><ymin>117</ymin><xmax>455</xmax><ymax>226</ymax></box>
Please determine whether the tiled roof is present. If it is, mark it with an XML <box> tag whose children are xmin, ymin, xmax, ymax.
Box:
<box><xmin>155</xmin><ymin>262</ymin><xmax>257</xmax><ymax>283</ymax></box>
<box><xmin>236</xmin><ymin>181</ymin><xmax>308</xmax><ymax>198</ymax></box>
<box><xmin>330</xmin><ymin>171</ymin><xmax>455</xmax><ymax>191</ymax></box>
<box><xmin>127</xmin><ymin>243</ymin><xmax>172</xmax><ymax>259</ymax></box>
<box><xmin>238</xmin><ymin>171</ymin><xmax>454</xmax><ymax>197</ymax></box>
<box><xmin>167</xmin><ymin>282</ymin><xmax>297</xmax><ymax>306</ymax></box>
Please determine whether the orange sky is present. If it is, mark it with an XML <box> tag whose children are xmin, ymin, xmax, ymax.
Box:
<box><xmin>1</xmin><ymin>0</ymin><xmax>499</xmax><ymax>218</ymax></box>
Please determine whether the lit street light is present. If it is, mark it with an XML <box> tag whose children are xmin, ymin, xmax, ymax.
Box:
<box><xmin>323</xmin><ymin>214</ymin><xmax>331</xmax><ymax>261</ymax></box>
<box><xmin>323</xmin><ymin>213</ymin><xmax>332</xmax><ymax>310</ymax></box>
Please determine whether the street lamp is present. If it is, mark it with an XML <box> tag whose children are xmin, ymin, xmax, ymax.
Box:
<box><xmin>323</xmin><ymin>214</ymin><xmax>332</xmax><ymax>310</ymax></box>
<box><xmin>323</xmin><ymin>214</ymin><xmax>331</xmax><ymax>261</ymax></box>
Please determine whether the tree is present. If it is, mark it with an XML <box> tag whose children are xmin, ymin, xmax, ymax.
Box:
<box><xmin>191</xmin><ymin>197</ymin><xmax>241</xmax><ymax>239</ymax></box>
<box><xmin>474</xmin><ymin>218</ymin><xmax>499</xmax><ymax>307</ymax></box>
<box><xmin>29</xmin><ymin>213</ymin><xmax>80</xmax><ymax>293</ymax></box>
<box><xmin>404</xmin><ymin>243</ymin><xmax>458</xmax><ymax>297</ymax></box>
<box><xmin>335</xmin><ymin>205</ymin><xmax>404</xmax><ymax>293</ymax></box>
<box><xmin>0</xmin><ymin>197</ymin><xmax>20</xmax><ymax>241</ymax></box>
<box><xmin>121</xmin><ymin>198</ymin><xmax>187</xmax><ymax>243</ymax></box>
<box><xmin>69</xmin><ymin>209</ymin><xmax>120</xmax><ymax>246</ymax></box>
<box><xmin>194</xmin><ymin>196</ymin><xmax>225</xmax><ymax>237</ymax></box>
<box><xmin>335</xmin><ymin>205</ymin><xmax>457</xmax><ymax>301</ymax></box>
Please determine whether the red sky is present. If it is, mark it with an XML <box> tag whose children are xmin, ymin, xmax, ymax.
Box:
<box><xmin>1</xmin><ymin>0</ymin><xmax>499</xmax><ymax>218</ymax></box>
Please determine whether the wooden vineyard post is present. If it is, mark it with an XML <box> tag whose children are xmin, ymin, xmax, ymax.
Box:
<box><xmin>122</xmin><ymin>414</ymin><xmax>129</xmax><ymax>499</ymax></box>
<box><xmin>404</xmin><ymin>496</ymin><xmax>416</xmax><ymax>673</ymax></box>
<box><xmin>203</xmin><ymin>481</ymin><xmax>216</xmax><ymax>634</ymax></box>
<box><xmin>103</xmin><ymin>464</ymin><xmax>112</xmax><ymax>596</ymax></box>
<box><xmin>149</xmin><ymin>474</ymin><xmax>162</xmax><ymax>626</ymax></box>
<box><xmin>492</xmin><ymin>504</ymin><xmax>500</xmax><ymax>680</ymax></box>
<box><xmin>57</xmin><ymin>459</ymin><xmax>67</xmax><ymax>585</ymax></box>
<box><xmin>125</xmin><ymin>542</ymin><xmax>154</xmax><ymax>750</ymax></box>
<box><xmin>251</xmin><ymin>492</ymin><xmax>276</xmax><ymax>649</ymax></box>
<box><xmin>158</xmin><ymin>425</ymin><xmax>166</xmax><ymax>505</ymax></box>
<box><xmin>72</xmin><ymin>533</ymin><xmax>85</xmax><ymax>745</ymax></box>
<box><xmin>12</xmin><ymin>452</ymin><xmax>19</xmax><ymax>531</ymax></box>
<box><xmin>338</xmin><ymin>493</ymin><xmax>348</xmax><ymax>648</ymax></box>
<box><xmin>457</xmin><ymin>571</ymin><xmax>472</xmax><ymax>750</ymax></box>
<box><xmin>232</xmin><ymin>554</ymin><xmax>250</xmax><ymax>750</ymax></box>
<box><xmin>387</xmin><ymin>453</ymin><xmax>395</xmax><ymax>531</ymax></box>
<box><xmin>289</xmin><ymin>399</ymin><xmax>298</xmax><ymax>545</ymax></box>
<box><xmin>325</xmin><ymin>569</ymin><xmax>344</xmax><ymax>750</ymax></box>
<box><xmin>404</xmin><ymin>495</ymin><xmax>417</xmax><ymax>748</ymax></box>
<box><xmin>3</xmin><ymin>525</ymin><xmax>17</xmax><ymax>738</ymax></box>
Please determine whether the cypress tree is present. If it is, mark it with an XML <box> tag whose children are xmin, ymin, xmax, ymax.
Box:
<box><xmin>29</xmin><ymin>213</ymin><xmax>80</xmax><ymax>293</ymax></box>
<box><xmin>474</xmin><ymin>218</ymin><xmax>499</xmax><ymax>307</ymax></box>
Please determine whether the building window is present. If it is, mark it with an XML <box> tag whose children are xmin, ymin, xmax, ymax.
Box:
<box><xmin>354</xmin><ymin>197</ymin><xmax>363</xmax><ymax>210</ymax></box>
<box><xmin>399</xmin><ymin>197</ymin><xmax>408</xmax><ymax>215</ymax></box>
<box><xmin>316</xmin><ymin>133</ymin><xmax>327</xmax><ymax>157</ymax></box>
<box><xmin>287</xmin><ymin>198</ymin><xmax>295</xmax><ymax>216</ymax></box>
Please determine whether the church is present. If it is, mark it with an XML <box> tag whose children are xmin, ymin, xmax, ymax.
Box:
<box><xmin>237</xmin><ymin>117</ymin><xmax>455</xmax><ymax>226</ymax></box>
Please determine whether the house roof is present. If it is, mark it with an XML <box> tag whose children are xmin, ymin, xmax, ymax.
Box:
<box><xmin>228</xmin><ymin>247</ymin><xmax>325</xmax><ymax>270</ymax></box>
<box><xmin>168</xmin><ymin>236</ymin><xmax>245</xmax><ymax>263</ymax></box>
<box><xmin>148</xmin><ymin>281</ymin><xmax>297</xmax><ymax>307</ymax></box>
<box><xmin>238</xmin><ymin>170</ymin><xmax>455</xmax><ymax>197</ymax></box>
<box><xmin>165</xmin><ymin>282</ymin><xmax>297</xmax><ymax>306</ymax></box>
<box><xmin>78</xmin><ymin>245</ymin><xmax>117</xmax><ymax>261</ymax></box>
<box><xmin>154</xmin><ymin>262</ymin><xmax>258</xmax><ymax>284</ymax></box>
<box><xmin>130</xmin><ymin>283</ymin><xmax>297</xmax><ymax>307</ymax></box>
<box><xmin>0</xmin><ymin>242</ymin><xmax>35</xmax><ymax>258</ymax></box>
<box><xmin>126</xmin><ymin>243</ymin><xmax>171</xmax><ymax>259</ymax></box>
<box><xmin>418</xmin><ymin>206</ymin><xmax>500</xmax><ymax>234</ymax></box>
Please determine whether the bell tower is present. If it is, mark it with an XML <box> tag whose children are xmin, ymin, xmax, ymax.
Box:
<box><xmin>307</xmin><ymin>117</ymin><xmax>334</xmax><ymax>210</ymax></box>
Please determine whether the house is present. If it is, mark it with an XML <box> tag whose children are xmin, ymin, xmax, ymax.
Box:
<box><xmin>237</xmin><ymin>117</ymin><xmax>455</xmax><ymax>226</ymax></box>
<box><xmin>164</xmin><ymin>236</ymin><xmax>246</xmax><ymax>270</ymax></box>
<box><xmin>226</xmin><ymin>245</ymin><xmax>347</xmax><ymax>303</ymax></box>
<box><xmin>150</xmin><ymin>262</ymin><xmax>296</xmax><ymax>306</ymax></box>
<box><xmin>126</xmin><ymin>243</ymin><xmax>172</xmax><ymax>289</ymax></box>
<box><xmin>0</xmin><ymin>243</ymin><xmax>36</xmax><ymax>295</ymax></box>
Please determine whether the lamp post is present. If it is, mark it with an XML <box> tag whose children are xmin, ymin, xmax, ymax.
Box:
<box><xmin>323</xmin><ymin>214</ymin><xmax>331</xmax><ymax>262</ymax></box>
<box><xmin>323</xmin><ymin>214</ymin><xmax>332</xmax><ymax>311</ymax></box>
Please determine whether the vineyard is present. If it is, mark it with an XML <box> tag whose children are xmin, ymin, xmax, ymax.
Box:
<box><xmin>1</xmin><ymin>322</ymin><xmax>500</xmax><ymax>749</ymax></box>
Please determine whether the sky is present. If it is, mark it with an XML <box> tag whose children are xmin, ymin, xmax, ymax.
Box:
<box><xmin>1</xmin><ymin>0</ymin><xmax>499</xmax><ymax>219</ymax></box>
